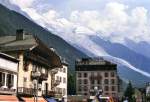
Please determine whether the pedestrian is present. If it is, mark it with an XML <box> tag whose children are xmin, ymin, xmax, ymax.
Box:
<box><xmin>61</xmin><ymin>97</ymin><xmax>64</xmax><ymax>102</ymax></box>
<box><xmin>123</xmin><ymin>97</ymin><xmax>128</xmax><ymax>102</ymax></box>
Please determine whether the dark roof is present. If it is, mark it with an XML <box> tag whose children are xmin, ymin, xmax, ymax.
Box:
<box><xmin>75</xmin><ymin>57</ymin><xmax>117</xmax><ymax>71</ymax></box>
<box><xmin>76</xmin><ymin>57</ymin><xmax>116</xmax><ymax>66</ymax></box>
<box><xmin>75</xmin><ymin>64</ymin><xmax>117</xmax><ymax>71</ymax></box>
<box><xmin>0</xmin><ymin>35</ymin><xmax>36</xmax><ymax>51</ymax></box>
<box><xmin>0</xmin><ymin>52</ymin><xmax>18</xmax><ymax>62</ymax></box>
<box><xmin>0</xmin><ymin>34</ymin><xmax>62</xmax><ymax>68</ymax></box>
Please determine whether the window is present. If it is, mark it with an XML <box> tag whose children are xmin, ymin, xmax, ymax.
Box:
<box><xmin>23</xmin><ymin>61</ymin><xmax>29</xmax><ymax>71</ymax></box>
<box><xmin>38</xmin><ymin>66</ymin><xmax>42</xmax><ymax>73</ymax></box>
<box><xmin>91</xmin><ymin>86</ymin><xmax>94</xmax><ymax>89</ymax></box>
<box><xmin>24</xmin><ymin>77</ymin><xmax>27</xmax><ymax>82</ymax></box>
<box><xmin>84</xmin><ymin>79</ymin><xmax>88</xmax><ymax>84</ymax></box>
<box><xmin>0</xmin><ymin>72</ymin><xmax>5</xmax><ymax>86</ymax></box>
<box><xmin>7</xmin><ymin>74</ymin><xmax>14</xmax><ymax>88</ymax></box>
<box><xmin>56</xmin><ymin>76</ymin><xmax>59</xmax><ymax>80</ymax></box>
<box><xmin>63</xmin><ymin>88</ymin><xmax>66</xmax><ymax>95</ymax></box>
<box><xmin>98</xmin><ymin>86</ymin><xmax>102</xmax><ymax>90</ymax></box>
<box><xmin>63</xmin><ymin>78</ymin><xmax>66</xmax><ymax>83</ymax></box>
<box><xmin>104</xmin><ymin>72</ymin><xmax>108</xmax><ymax>77</ymax></box>
<box><xmin>91</xmin><ymin>72</ymin><xmax>94</xmax><ymax>77</ymax></box>
<box><xmin>104</xmin><ymin>79</ymin><xmax>109</xmax><ymax>84</ymax></box>
<box><xmin>105</xmin><ymin>86</ymin><xmax>109</xmax><ymax>91</ymax></box>
<box><xmin>84</xmin><ymin>86</ymin><xmax>88</xmax><ymax>91</ymax></box>
<box><xmin>94</xmin><ymin>80</ymin><xmax>97</xmax><ymax>84</ymax></box>
<box><xmin>78</xmin><ymin>79</ymin><xmax>82</xmax><ymax>84</ymax></box>
<box><xmin>112</xmin><ymin>93</ymin><xmax>116</xmax><ymax>96</ymax></box>
<box><xmin>97</xmin><ymin>80</ymin><xmax>101</xmax><ymax>84</ymax></box>
<box><xmin>60</xmin><ymin>77</ymin><xmax>62</xmax><ymax>82</ymax></box>
<box><xmin>112</xmin><ymin>86</ymin><xmax>116</xmax><ymax>91</ymax></box>
<box><xmin>60</xmin><ymin>68</ymin><xmax>62</xmax><ymax>72</ymax></box>
<box><xmin>78</xmin><ymin>86</ymin><xmax>82</xmax><ymax>91</ymax></box>
<box><xmin>78</xmin><ymin>73</ymin><xmax>81</xmax><ymax>77</ymax></box>
<box><xmin>91</xmin><ymin>80</ymin><xmax>94</xmax><ymax>84</ymax></box>
<box><xmin>84</xmin><ymin>73</ymin><xmax>87</xmax><ymax>77</ymax></box>
<box><xmin>111</xmin><ymin>72</ymin><xmax>115</xmax><ymax>77</ymax></box>
<box><xmin>63</xmin><ymin>68</ymin><xmax>66</xmax><ymax>73</ymax></box>
<box><xmin>111</xmin><ymin>79</ymin><xmax>115</xmax><ymax>84</ymax></box>
<box><xmin>32</xmin><ymin>64</ymin><xmax>37</xmax><ymax>72</ymax></box>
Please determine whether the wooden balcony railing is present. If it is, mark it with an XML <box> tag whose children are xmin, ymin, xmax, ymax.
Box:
<box><xmin>31</xmin><ymin>71</ymin><xmax>48</xmax><ymax>80</ymax></box>
<box><xmin>0</xmin><ymin>87</ymin><xmax>16</xmax><ymax>94</ymax></box>
<box><xmin>54</xmin><ymin>80</ymin><xmax>61</xmax><ymax>86</ymax></box>
<box><xmin>40</xmin><ymin>73</ymin><xmax>48</xmax><ymax>80</ymax></box>
<box><xmin>51</xmin><ymin>69</ymin><xmax>58</xmax><ymax>74</ymax></box>
<box><xmin>18</xmin><ymin>87</ymin><xmax>34</xmax><ymax>95</ymax></box>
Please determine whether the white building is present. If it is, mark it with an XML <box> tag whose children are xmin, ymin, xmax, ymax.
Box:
<box><xmin>0</xmin><ymin>52</ymin><xmax>18</xmax><ymax>95</ymax></box>
<box><xmin>53</xmin><ymin>62</ymin><xmax>68</xmax><ymax>101</ymax></box>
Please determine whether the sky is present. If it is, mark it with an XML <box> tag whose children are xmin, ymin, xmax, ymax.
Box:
<box><xmin>1</xmin><ymin>0</ymin><xmax>150</xmax><ymax>77</ymax></box>
<box><xmin>0</xmin><ymin>0</ymin><xmax>150</xmax><ymax>44</ymax></box>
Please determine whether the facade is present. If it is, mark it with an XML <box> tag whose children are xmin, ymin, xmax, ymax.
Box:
<box><xmin>0</xmin><ymin>52</ymin><xmax>18</xmax><ymax>95</ymax></box>
<box><xmin>53</xmin><ymin>62</ymin><xmax>68</xmax><ymax>100</ymax></box>
<box><xmin>0</xmin><ymin>29</ymin><xmax>62</xmax><ymax>97</ymax></box>
<box><xmin>75</xmin><ymin>58</ymin><xmax>119</xmax><ymax>97</ymax></box>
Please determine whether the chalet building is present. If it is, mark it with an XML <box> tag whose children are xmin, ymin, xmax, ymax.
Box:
<box><xmin>0</xmin><ymin>29</ymin><xmax>62</xmax><ymax>97</ymax></box>
<box><xmin>75</xmin><ymin>58</ymin><xmax>119</xmax><ymax>98</ymax></box>
<box><xmin>0</xmin><ymin>52</ymin><xmax>18</xmax><ymax>95</ymax></box>
<box><xmin>52</xmin><ymin>61</ymin><xmax>68</xmax><ymax>101</ymax></box>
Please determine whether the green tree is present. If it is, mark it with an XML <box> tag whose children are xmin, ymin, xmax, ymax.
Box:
<box><xmin>124</xmin><ymin>81</ymin><xmax>135</xmax><ymax>102</ymax></box>
<box><xmin>67</xmin><ymin>73</ymin><xmax>76</xmax><ymax>95</ymax></box>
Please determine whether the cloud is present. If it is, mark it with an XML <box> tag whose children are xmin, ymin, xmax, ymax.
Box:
<box><xmin>9</xmin><ymin>0</ymin><xmax>34</xmax><ymax>8</ymax></box>
<box><xmin>2</xmin><ymin>1</ymin><xmax>150</xmax><ymax>43</ymax></box>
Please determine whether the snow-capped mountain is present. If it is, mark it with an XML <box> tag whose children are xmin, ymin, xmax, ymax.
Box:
<box><xmin>0</xmin><ymin>1</ymin><xmax>150</xmax><ymax>87</ymax></box>
<box><xmin>124</xmin><ymin>38</ymin><xmax>150</xmax><ymax>59</ymax></box>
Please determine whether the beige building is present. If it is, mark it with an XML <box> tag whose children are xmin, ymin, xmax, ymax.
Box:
<box><xmin>0</xmin><ymin>29</ymin><xmax>62</xmax><ymax>97</ymax></box>
<box><xmin>75</xmin><ymin>58</ymin><xmax>119</xmax><ymax>98</ymax></box>
<box><xmin>0</xmin><ymin>52</ymin><xmax>18</xmax><ymax>95</ymax></box>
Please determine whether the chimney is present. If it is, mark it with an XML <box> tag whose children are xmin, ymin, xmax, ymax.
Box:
<box><xmin>16</xmin><ymin>29</ymin><xmax>25</xmax><ymax>40</ymax></box>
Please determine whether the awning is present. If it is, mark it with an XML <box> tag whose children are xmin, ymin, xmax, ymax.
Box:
<box><xmin>22</xmin><ymin>97</ymin><xmax>47</xmax><ymax>102</ymax></box>
<box><xmin>0</xmin><ymin>95</ymin><xmax>19</xmax><ymax>101</ymax></box>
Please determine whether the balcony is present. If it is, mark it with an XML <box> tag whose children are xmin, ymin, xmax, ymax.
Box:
<box><xmin>31</xmin><ymin>71</ymin><xmax>48</xmax><ymax>81</ymax></box>
<box><xmin>18</xmin><ymin>87</ymin><xmax>33</xmax><ymax>96</ymax></box>
<box><xmin>0</xmin><ymin>87</ymin><xmax>16</xmax><ymax>94</ymax></box>
<box><xmin>53</xmin><ymin>80</ymin><xmax>61</xmax><ymax>86</ymax></box>
<box><xmin>90</xmin><ymin>75</ymin><xmax>102</xmax><ymax>80</ymax></box>
<box><xmin>40</xmin><ymin>73</ymin><xmax>48</xmax><ymax>80</ymax></box>
<box><xmin>51</xmin><ymin>68</ymin><xmax>58</xmax><ymax>74</ymax></box>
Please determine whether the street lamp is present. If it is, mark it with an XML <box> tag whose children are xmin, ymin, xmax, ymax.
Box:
<box><xmin>32</xmin><ymin>71</ymin><xmax>41</xmax><ymax>102</ymax></box>
<box><xmin>94</xmin><ymin>86</ymin><xmax>98</xmax><ymax>96</ymax></box>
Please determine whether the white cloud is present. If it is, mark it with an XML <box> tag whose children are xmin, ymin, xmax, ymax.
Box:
<box><xmin>2</xmin><ymin>0</ymin><xmax>150</xmax><ymax>43</ymax></box>
<box><xmin>9</xmin><ymin>0</ymin><xmax>34</xmax><ymax>8</ymax></box>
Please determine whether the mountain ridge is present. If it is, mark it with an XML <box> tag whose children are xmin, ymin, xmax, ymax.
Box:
<box><xmin>0</xmin><ymin>3</ymin><xmax>150</xmax><ymax>87</ymax></box>
<box><xmin>0</xmin><ymin>4</ymin><xmax>87</xmax><ymax>71</ymax></box>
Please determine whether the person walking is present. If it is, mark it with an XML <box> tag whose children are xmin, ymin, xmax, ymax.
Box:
<box><xmin>123</xmin><ymin>97</ymin><xmax>128</xmax><ymax>102</ymax></box>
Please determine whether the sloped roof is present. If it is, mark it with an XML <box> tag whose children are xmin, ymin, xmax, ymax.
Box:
<box><xmin>0</xmin><ymin>34</ymin><xmax>36</xmax><ymax>51</ymax></box>
<box><xmin>0</xmin><ymin>34</ymin><xmax>62</xmax><ymax>68</ymax></box>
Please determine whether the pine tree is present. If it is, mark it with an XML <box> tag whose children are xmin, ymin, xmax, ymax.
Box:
<box><xmin>68</xmin><ymin>73</ymin><xmax>76</xmax><ymax>95</ymax></box>
<box><xmin>124</xmin><ymin>81</ymin><xmax>135</xmax><ymax>102</ymax></box>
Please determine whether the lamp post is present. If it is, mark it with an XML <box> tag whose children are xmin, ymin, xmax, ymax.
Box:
<box><xmin>94</xmin><ymin>86</ymin><xmax>98</xmax><ymax>96</ymax></box>
<box><xmin>32</xmin><ymin>71</ymin><xmax>41</xmax><ymax>102</ymax></box>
